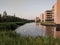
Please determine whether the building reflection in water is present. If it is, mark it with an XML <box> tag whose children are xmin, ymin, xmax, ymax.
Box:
<box><xmin>45</xmin><ymin>26</ymin><xmax>60</xmax><ymax>38</ymax></box>
<box><xmin>35</xmin><ymin>23</ymin><xmax>60</xmax><ymax>38</ymax></box>
<box><xmin>45</xmin><ymin>26</ymin><xmax>54</xmax><ymax>37</ymax></box>
<box><xmin>35</xmin><ymin>22</ymin><xmax>40</xmax><ymax>26</ymax></box>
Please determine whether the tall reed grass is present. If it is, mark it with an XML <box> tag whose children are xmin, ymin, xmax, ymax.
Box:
<box><xmin>0</xmin><ymin>31</ymin><xmax>60</xmax><ymax>45</ymax></box>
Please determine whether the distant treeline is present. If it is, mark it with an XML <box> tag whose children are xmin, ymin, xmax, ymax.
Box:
<box><xmin>0</xmin><ymin>11</ymin><xmax>34</xmax><ymax>30</ymax></box>
<box><xmin>0</xmin><ymin>11</ymin><xmax>34</xmax><ymax>22</ymax></box>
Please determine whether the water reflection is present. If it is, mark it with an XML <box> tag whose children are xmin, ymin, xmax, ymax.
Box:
<box><xmin>16</xmin><ymin>23</ymin><xmax>60</xmax><ymax>38</ymax></box>
<box><xmin>45</xmin><ymin>26</ymin><xmax>54</xmax><ymax>37</ymax></box>
<box><xmin>54</xmin><ymin>26</ymin><xmax>60</xmax><ymax>38</ymax></box>
<box><xmin>44</xmin><ymin>26</ymin><xmax>60</xmax><ymax>38</ymax></box>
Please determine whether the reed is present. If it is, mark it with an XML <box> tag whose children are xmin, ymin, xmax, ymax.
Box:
<box><xmin>0</xmin><ymin>31</ymin><xmax>60</xmax><ymax>45</ymax></box>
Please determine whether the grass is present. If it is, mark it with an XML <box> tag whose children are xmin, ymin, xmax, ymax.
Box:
<box><xmin>0</xmin><ymin>31</ymin><xmax>60</xmax><ymax>45</ymax></box>
<box><xmin>0</xmin><ymin>22</ymin><xmax>60</xmax><ymax>45</ymax></box>
<box><xmin>0</xmin><ymin>21</ymin><xmax>34</xmax><ymax>31</ymax></box>
<box><xmin>0</xmin><ymin>22</ymin><xmax>26</xmax><ymax>31</ymax></box>
<box><xmin>40</xmin><ymin>22</ymin><xmax>56</xmax><ymax>26</ymax></box>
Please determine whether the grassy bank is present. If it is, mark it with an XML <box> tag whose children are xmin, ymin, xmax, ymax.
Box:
<box><xmin>0</xmin><ymin>31</ymin><xmax>60</xmax><ymax>45</ymax></box>
<box><xmin>0</xmin><ymin>22</ymin><xmax>26</xmax><ymax>31</ymax></box>
<box><xmin>40</xmin><ymin>22</ymin><xmax>56</xmax><ymax>26</ymax></box>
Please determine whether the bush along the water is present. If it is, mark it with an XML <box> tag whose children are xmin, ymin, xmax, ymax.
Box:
<box><xmin>0</xmin><ymin>31</ymin><xmax>60</xmax><ymax>45</ymax></box>
<box><xmin>0</xmin><ymin>23</ymin><xmax>18</xmax><ymax>30</ymax></box>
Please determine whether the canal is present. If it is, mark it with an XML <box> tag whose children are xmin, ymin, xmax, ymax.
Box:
<box><xmin>16</xmin><ymin>22</ymin><xmax>60</xmax><ymax>38</ymax></box>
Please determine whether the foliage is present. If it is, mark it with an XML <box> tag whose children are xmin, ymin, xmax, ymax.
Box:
<box><xmin>0</xmin><ymin>22</ymin><xmax>26</xmax><ymax>31</ymax></box>
<box><xmin>0</xmin><ymin>11</ymin><xmax>34</xmax><ymax>22</ymax></box>
<box><xmin>0</xmin><ymin>11</ymin><xmax>34</xmax><ymax>30</ymax></box>
<box><xmin>0</xmin><ymin>31</ymin><xmax>60</xmax><ymax>45</ymax></box>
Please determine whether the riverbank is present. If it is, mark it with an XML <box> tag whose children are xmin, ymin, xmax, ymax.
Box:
<box><xmin>40</xmin><ymin>22</ymin><xmax>56</xmax><ymax>26</ymax></box>
<box><xmin>0</xmin><ymin>31</ymin><xmax>60</xmax><ymax>45</ymax></box>
<box><xmin>0</xmin><ymin>21</ymin><xmax>34</xmax><ymax>31</ymax></box>
<box><xmin>0</xmin><ymin>22</ymin><xmax>60</xmax><ymax>45</ymax></box>
<box><xmin>0</xmin><ymin>13</ymin><xmax>34</xmax><ymax>31</ymax></box>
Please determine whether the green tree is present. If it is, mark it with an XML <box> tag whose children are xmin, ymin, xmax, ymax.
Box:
<box><xmin>0</xmin><ymin>14</ymin><xmax>1</xmax><ymax>22</ymax></box>
<box><xmin>3</xmin><ymin>11</ymin><xmax>7</xmax><ymax>16</ymax></box>
<box><xmin>14</xmin><ymin>13</ymin><xmax>16</xmax><ymax>17</ymax></box>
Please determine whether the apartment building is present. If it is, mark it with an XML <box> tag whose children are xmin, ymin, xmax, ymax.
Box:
<box><xmin>40</xmin><ymin>13</ymin><xmax>45</xmax><ymax>22</ymax></box>
<box><xmin>40</xmin><ymin>10</ymin><xmax>53</xmax><ymax>22</ymax></box>
<box><xmin>45</xmin><ymin>10</ymin><xmax>54</xmax><ymax>22</ymax></box>
<box><xmin>35</xmin><ymin>17</ymin><xmax>40</xmax><ymax>23</ymax></box>
<box><xmin>53</xmin><ymin>0</ymin><xmax>60</xmax><ymax>24</ymax></box>
<box><xmin>40</xmin><ymin>0</ymin><xmax>60</xmax><ymax>25</ymax></box>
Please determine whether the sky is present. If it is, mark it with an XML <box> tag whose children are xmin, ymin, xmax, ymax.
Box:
<box><xmin>0</xmin><ymin>0</ymin><xmax>56</xmax><ymax>19</ymax></box>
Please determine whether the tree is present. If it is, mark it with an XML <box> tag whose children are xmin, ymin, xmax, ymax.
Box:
<box><xmin>3</xmin><ymin>11</ymin><xmax>7</xmax><ymax>17</ymax></box>
<box><xmin>0</xmin><ymin>14</ymin><xmax>1</xmax><ymax>22</ymax></box>
<box><xmin>2</xmin><ymin>11</ymin><xmax>7</xmax><ymax>22</ymax></box>
<box><xmin>14</xmin><ymin>13</ymin><xmax>16</xmax><ymax>17</ymax></box>
<box><xmin>0</xmin><ymin>14</ymin><xmax>1</xmax><ymax>18</ymax></box>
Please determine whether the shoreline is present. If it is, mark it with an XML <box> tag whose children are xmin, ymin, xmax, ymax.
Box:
<box><xmin>0</xmin><ymin>21</ymin><xmax>34</xmax><ymax>31</ymax></box>
<box><xmin>40</xmin><ymin>22</ymin><xmax>56</xmax><ymax>26</ymax></box>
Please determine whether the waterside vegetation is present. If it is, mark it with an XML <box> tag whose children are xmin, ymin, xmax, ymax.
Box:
<box><xmin>40</xmin><ymin>22</ymin><xmax>56</xmax><ymax>26</ymax></box>
<box><xmin>0</xmin><ymin>11</ymin><xmax>34</xmax><ymax>30</ymax></box>
<box><xmin>0</xmin><ymin>31</ymin><xmax>60</xmax><ymax>45</ymax></box>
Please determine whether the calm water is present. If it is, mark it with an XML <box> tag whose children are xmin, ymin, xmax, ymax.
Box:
<box><xmin>16</xmin><ymin>23</ymin><xmax>60</xmax><ymax>38</ymax></box>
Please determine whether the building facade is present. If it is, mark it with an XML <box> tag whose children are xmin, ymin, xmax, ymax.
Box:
<box><xmin>40</xmin><ymin>13</ymin><xmax>45</xmax><ymax>22</ymax></box>
<box><xmin>40</xmin><ymin>10</ymin><xmax>53</xmax><ymax>23</ymax></box>
<box><xmin>35</xmin><ymin>17</ymin><xmax>40</xmax><ymax>23</ymax></box>
<box><xmin>40</xmin><ymin>0</ymin><xmax>60</xmax><ymax>24</ymax></box>
<box><xmin>45</xmin><ymin>10</ymin><xmax>54</xmax><ymax>22</ymax></box>
<box><xmin>53</xmin><ymin>0</ymin><xmax>60</xmax><ymax>24</ymax></box>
